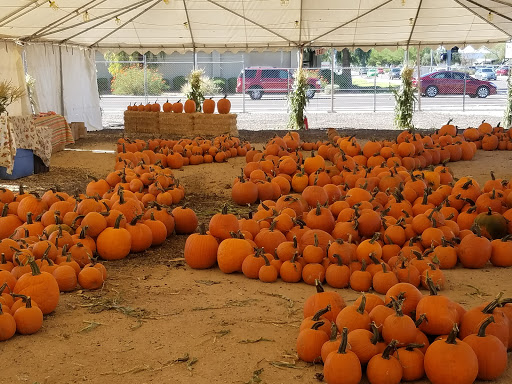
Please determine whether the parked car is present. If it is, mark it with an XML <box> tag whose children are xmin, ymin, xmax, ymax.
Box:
<box><xmin>359</xmin><ymin>67</ymin><xmax>368</xmax><ymax>75</ymax></box>
<box><xmin>236</xmin><ymin>67</ymin><xmax>321</xmax><ymax>99</ymax></box>
<box><xmin>389</xmin><ymin>68</ymin><xmax>401</xmax><ymax>79</ymax></box>
<box><xmin>413</xmin><ymin>71</ymin><xmax>497</xmax><ymax>98</ymax></box>
<box><xmin>496</xmin><ymin>66</ymin><xmax>509</xmax><ymax>76</ymax></box>
<box><xmin>378</xmin><ymin>67</ymin><xmax>384</xmax><ymax>74</ymax></box>
<box><xmin>474</xmin><ymin>67</ymin><xmax>497</xmax><ymax>81</ymax></box>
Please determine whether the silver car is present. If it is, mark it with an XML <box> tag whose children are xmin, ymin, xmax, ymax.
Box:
<box><xmin>475</xmin><ymin>68</ymin><xmax>497</xmax><ymax>81</ymax></box>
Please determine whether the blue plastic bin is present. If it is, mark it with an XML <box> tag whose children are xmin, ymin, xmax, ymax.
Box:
<box><xmin>0</xmin><ymin>149</ymin><xmax>34</xmax><ymax>180</ymax></box>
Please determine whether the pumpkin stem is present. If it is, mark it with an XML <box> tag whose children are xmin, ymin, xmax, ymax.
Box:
<box><xmin>357</xmin><ymin>294</ymin><xmax>367</xmax><ymax>314</ymax></box>
<box><xmin>328</xmin><ymin>322</ymin><xmax>338</xmax><ymax>341</ymax></box>
<box><xmin>482</xmin><ymin>292</ymin><xmax>504</xmax><ymax>314</ymax></box>
<box><xmin>369</xmin><ymin>232</ymin><xmax>380</xmax><ymax>244</ymax></box>
<box><xmin>292</xmin><ymin>236</ymin><xmax>298</xmax><ymax>249</ymax></box>
<box><xmin>1</xmin><ymin>204</ymin><xmax>8</xmax><ymax>217</ymax></box>
<box><xmin>425</xmin><ymin>275</ymin><xmax>438</xmax><ymax>296</ymax></box>
<box><xmin>0</xmin><ymin>282</ymin><xmax>8</xmax><ymax>295</ymax></box>
<box><xmin>314</xmin><ymin>279</ymin><xmax>325</xmax><ymax>293</ymax></box>
<box><xmin>445</xmin><ymin>323</ymin><xmax>459</xmax><ymax>345</ymax></box>
<box><xmin>337</xmin><ymin>327</ymin><xmax>349</xmax><ymax>354</ymax></box>
<box><xmin>333</xmin><ymin>254</ymin><xmax>343</xmax><ymax>266</ymax></box>
<box><xmin>311</xmin><ymin>321</ymin><xmax>325</xmax><ymax>331</ymax></box>
<box><xmin>391</xmin><ymin>297</ymin><xmax>404</xmax><ymax>317</ymax></box>
<box><xmin>369</xmin><ymin>253</ymin><xmax>380</xmax><ymax>265</ymax></box>
<box><xmin>370</xmin><ymin>321</ymin><xmax>380</xmax><ymax>344</ymax></box>
<box><xmin>114</xmin><ymin>214</ymin><xmax>124</xmax><ymax>229</ymax></box>
<box><xmin>477</xmin><ymin>316</ymin><xmax>495</xmax><ymax>337</ymax></box>
<box><xmin>221</xmin><ymin>204</ymin><xmax>229</xmax><ymax>215</ymax></box>
<box><xmin>312</xmin><ymin>304</ymin><xmax>331</xmax><ymax>321</ymax></box>
<box><xmin>404</xmin><ymin>343</ymin><xmax>425</xmax><ymax>351</ymax></box>
<box><xmin>261</xmin><ymin>253</ymin><xmax>271</xmax><ymax>267</ymax></box>
<box><xmin>198</xmin><ymin>223</ymin><xmax>207</xmax><ymax>235</ymax></box>
<box><xmin>27</xmin><ymin>258</ymin><xmax>42</xmax><ymax>276</ymax></box>
<box><xmin>381</xmin><ymin>340</ymin><xmax>399</xmax><ymax>360</ymax></box>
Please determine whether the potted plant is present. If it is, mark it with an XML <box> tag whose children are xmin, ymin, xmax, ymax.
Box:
<box><xmin>0</xmin><ymin>80</ymin><xmax>25</xmax><ymax>115</ymax></box>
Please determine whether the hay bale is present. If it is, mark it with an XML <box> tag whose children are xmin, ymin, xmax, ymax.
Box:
<box><xmin>159</xmin><ymin>112</ymin><xmax>195</xmax><ymax>137</ymax></box>
<box><xmin>193</xmin><ymin>113</ymin><xmax>238</xmax><ymax>136</ymax></box>
<box><xmin>136</xmin><ymin>112</ymin><xmax>159</xmax><ymax>134</ymax></box>
<box><xmin>124</xmin><ymin>111</ymin><xmax>138</xmax><ymax>134</ymax></box>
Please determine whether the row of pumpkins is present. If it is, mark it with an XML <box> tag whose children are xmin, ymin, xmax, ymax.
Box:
<box><xmin>297</xmin><ymin>280</ymin><xmax>511</xmax><ymax>384</ymax></box>
<box><xmin>0</xmin><ymin>135</ymin><xmax>214</xmax><ymax>340</ymax></box>
<box><xmin>117</xmin><ymin>134</ymin><xmax>251</xmax><ymax>167</ymax></box>
<box><xmin>126</xmin><ymin>96</ymin><xmax>231</xmax><ymax>114</ymax></box>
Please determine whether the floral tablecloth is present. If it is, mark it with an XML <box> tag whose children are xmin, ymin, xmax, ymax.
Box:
<box><xmin>0</xmin><ymin>114</ymin><xmax>52</xmax><ymax>174</ymax></box>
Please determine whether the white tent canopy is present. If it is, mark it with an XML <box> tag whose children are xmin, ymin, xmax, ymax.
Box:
<box><xmin>1</xmin><ymin>0</ymin><xmax>512</xmax><ymax>53</ymax></box>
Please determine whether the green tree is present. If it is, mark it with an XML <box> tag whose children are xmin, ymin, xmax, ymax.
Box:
<box><xmin>351</xmin><ymin>48</ymin><xmax>372</xmax><ymax>67</ymax></box>
<box><xmin>486</xmin><ymin>43</ymin><xmax>506</xmax><ymax>64</ymax></box>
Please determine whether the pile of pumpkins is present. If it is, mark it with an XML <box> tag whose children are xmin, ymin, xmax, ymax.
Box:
<box><xmin>117</xmin><ymin>135</ymin><xmax>251</xmax><ymax>167</ymax></box>
<box><xmin>0</xmin><ymin>141</ymin><xmax>200</xmax><ymax>341</ymax></box>
<box><xmin>126</xmin><ymin>95</ymin><xmax>231</xmax><ymax>114</ymax></box>
<box><xmin>297</xmin><ymin>280</ymin><xmax>511</xmax><ymax>384</ymax></box>
<box><xmin>184</xmin><ymin>124</ymin><xmax>512</xmax><ymax>292</ymax></box>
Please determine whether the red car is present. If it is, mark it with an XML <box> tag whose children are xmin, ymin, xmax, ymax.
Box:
<box><xmin>496</xmin><ymin>66</ymin><xmax>509</xmax><ymax>76</ymax></box>
<box><xmin>236</xmin><ymin>67</ymin><xmax>322</xmax><ymax>99</ymax></box>
<box><xmin>413</xmin><ymin>71</ymin><xmax>497</xmax><ymax>98</ymax></box>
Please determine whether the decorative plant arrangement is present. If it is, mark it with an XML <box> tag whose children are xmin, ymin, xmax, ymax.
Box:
<box><xmin>0</xmin><ymin>80</ymin><xmax>25</xmax><ymax>115</ymax></box>
<box><xmin>181</xmin><ymin>69</ymin><xmax>219</xmax><ymax>112</ymax></box>
<box><xmin>393</xmin><ymin>67</ymin><xmax>416</xmax><ymax>130</ymax></box>
<box><xmin>288</xmin><ymin>68</ymin><xmax>309</xmax><ymax>130</ymax></box>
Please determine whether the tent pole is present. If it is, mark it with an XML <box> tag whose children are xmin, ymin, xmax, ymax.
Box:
<box><xmin>242</xmin><ymin>53</ymin><xmax>246</xmax><ymax>113</ymax></box>
<box><xmin>330</xmin><ymin>48</ymin><xmax>335</xmax><ymax>113</ymax></box>
<box><xmin>59</xmin><ymin>46</ymin><xmax>65</xmax><ymax>116</ymax></box>
<box><xmin>193</xmin><ymin>49</ymin><xmax>197</xmax><ymax>70</ymax></box>
<box><xmin>417</xmin><ymin>44</ymin><xmax>421</xmax><ymax>112</ymax></box>
<box><xmin>143</xmin><ymin>54</ymin><xmax>148</xmax><ymax>104</ymax></box>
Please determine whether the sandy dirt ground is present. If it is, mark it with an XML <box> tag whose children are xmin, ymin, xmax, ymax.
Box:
<box><xmin>1</xmin><ymin>130</ymin><xmax>512</xmax><ymax>384</ymax></box>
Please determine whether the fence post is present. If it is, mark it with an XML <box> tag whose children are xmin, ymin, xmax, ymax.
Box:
<box><xmin>143</xmin><ymin>53</ymin><xmax>148</xmax><ymax>104</ymax></box>
<box><xmin>330</xmin><ymin>49</ymin><xmax>335</xmax><ymax>113</ymax></box>
<box><xmin>463</xmin><ymin>70</ymin><xmax>467</xmax><ymax>112</ymax></box>
<box><xmin>373</xmin><ymin>69</ymin><xmax>377</xmax><ymax>112</ymax></box>
<box><xmin>287</xmin><ymin>68</ymin><xmax>290</xmax><ymax>113</ymax></box>
<box><xmin>242</xmin><ymin>54</ymin><xmax>246</xmax><ymax>113</ymax></box>
<box><xmin>417</xmin><ymin>46</ymin><xmax>421</xmax><ymax>112</ymax></box>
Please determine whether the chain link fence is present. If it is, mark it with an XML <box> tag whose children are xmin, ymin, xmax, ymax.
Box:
<box><xmin>96</xmin><ymin>55</ymin><xmax>508</xmax><ymax>128</ymax></box>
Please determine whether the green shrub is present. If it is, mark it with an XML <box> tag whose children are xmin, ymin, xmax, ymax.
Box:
<box><xmin>333</xmin><ymin>73</ymin><xmax>353</xmax><ymax>89</ymax></box>
<box><xmin>172</xmin><ymin>76</ymin><xmax>187</xmax><ymax>91</ymax></box>
<box><xmin>97</xmin><ymin>78</ymin><xmax>111</xmax><ymax>95</ymax></box>
<box><xmin>320</xmin><ymin>69</ymin><xmax>332</xmax><ymax>84</ymax></box>
<box><xmin>226</xmin><ymin>77</ymin><xmax>238</xmax><ymax>93</ymax></box>
<box><xmin>111</xmin><ymin>66</ymin><xmax>168</xmax><ymax>95</ymax></box>
<box><xmin>213</xmin><ymin>77</ymin><xmax>226</xmax><ymax>93</ymax></box>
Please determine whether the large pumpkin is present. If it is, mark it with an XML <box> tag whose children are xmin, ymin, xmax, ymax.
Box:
<box><xmin>203</xmin><ymin>98</ymin><xmax>215</xmax><ymax>114</ymax></box>
<box><xmin>216</xmin><ymin>236</ymin><xmax>253</xmax><ymax>273</ymax></box>
<box><xmin>13</xmin><ymin>259</ymin><xmax>60</xmax><ymax>315</ymax></box>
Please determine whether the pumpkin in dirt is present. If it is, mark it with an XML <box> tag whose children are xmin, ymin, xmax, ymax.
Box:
<box><xmin>184</xmin><ymin>224</ymin><xmax>219</xmax><ymax>269</ymax></box>
<box><xmin>323</xmin><ymin>327</ymin><xmax>362</xmax><ymax>384</ymax></box>
<box><xmin>96</xmin><ymin>215</ymin><xmax>132</xmax><ymax>260</ymax></box>
<box><xmin>303</xmin><ymin>280</ymin><xmax>346</xmax><ymax>322</ymax></box>
<box><xmin>12</xmin><ymin>295</ymin><xmax>43</xmax><ymax>335</ymax></box>
<box><xmin>296</xmin><ymin>321</ymin><xmax>329</xmax><ymax>363</ymax></box>
<box><xmin>216</xmin><ymin>235</ymin><xmax>253</xmax><ymax>273</ymax></box>
<box><xmin>13</xmin><ymin>259</ymin><xmax>60</xmax><ymax>315</ymax></box>
<box><xmin>424</xmin><ymin>324</ymin><xmax>478</xmax><ymax>384</ymax></box>
<box><xmin>473</xmin><ymin>208</ymin><xmax>508</xmax><ymax>239</ymax></box>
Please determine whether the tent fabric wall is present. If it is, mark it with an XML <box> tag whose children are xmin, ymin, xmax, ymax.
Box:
<box><xmin>60</xmin><ymin>47</ymin><xmax>102</xmax><ymax>131</ymax></box>
<box><xmin>24</xmin><ymin>44</ymin><xmax>102</xmax><ymax>131</ymax></box>
<box><xmin>0</xmin><ymin>42</ymin><xmax>30</xmax><ymax>115</ymax></box>
<box><xmin>25</xmin><ymin>44</ymin><xmax>63</xmax><ymax>115</ymax></box>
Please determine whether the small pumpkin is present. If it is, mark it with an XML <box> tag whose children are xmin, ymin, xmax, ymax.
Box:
<box><xmin>323</xmin><ymin>327</ymin><xmax>362</xmax><ymax>384</ymax></box>
<box><xmin>203</xmin><ymin>98</ymin><xmax>215</xmax><ymax>114</ymax></box>
<box><xmin>217</xmin><ymin>94</ymin><xmax>231</xmax><ymax>114</ymax></box>
<box><xmin>184</xmin><ymin>99</ymin><xmax>196</xmax><ymax>113</ymax></box>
